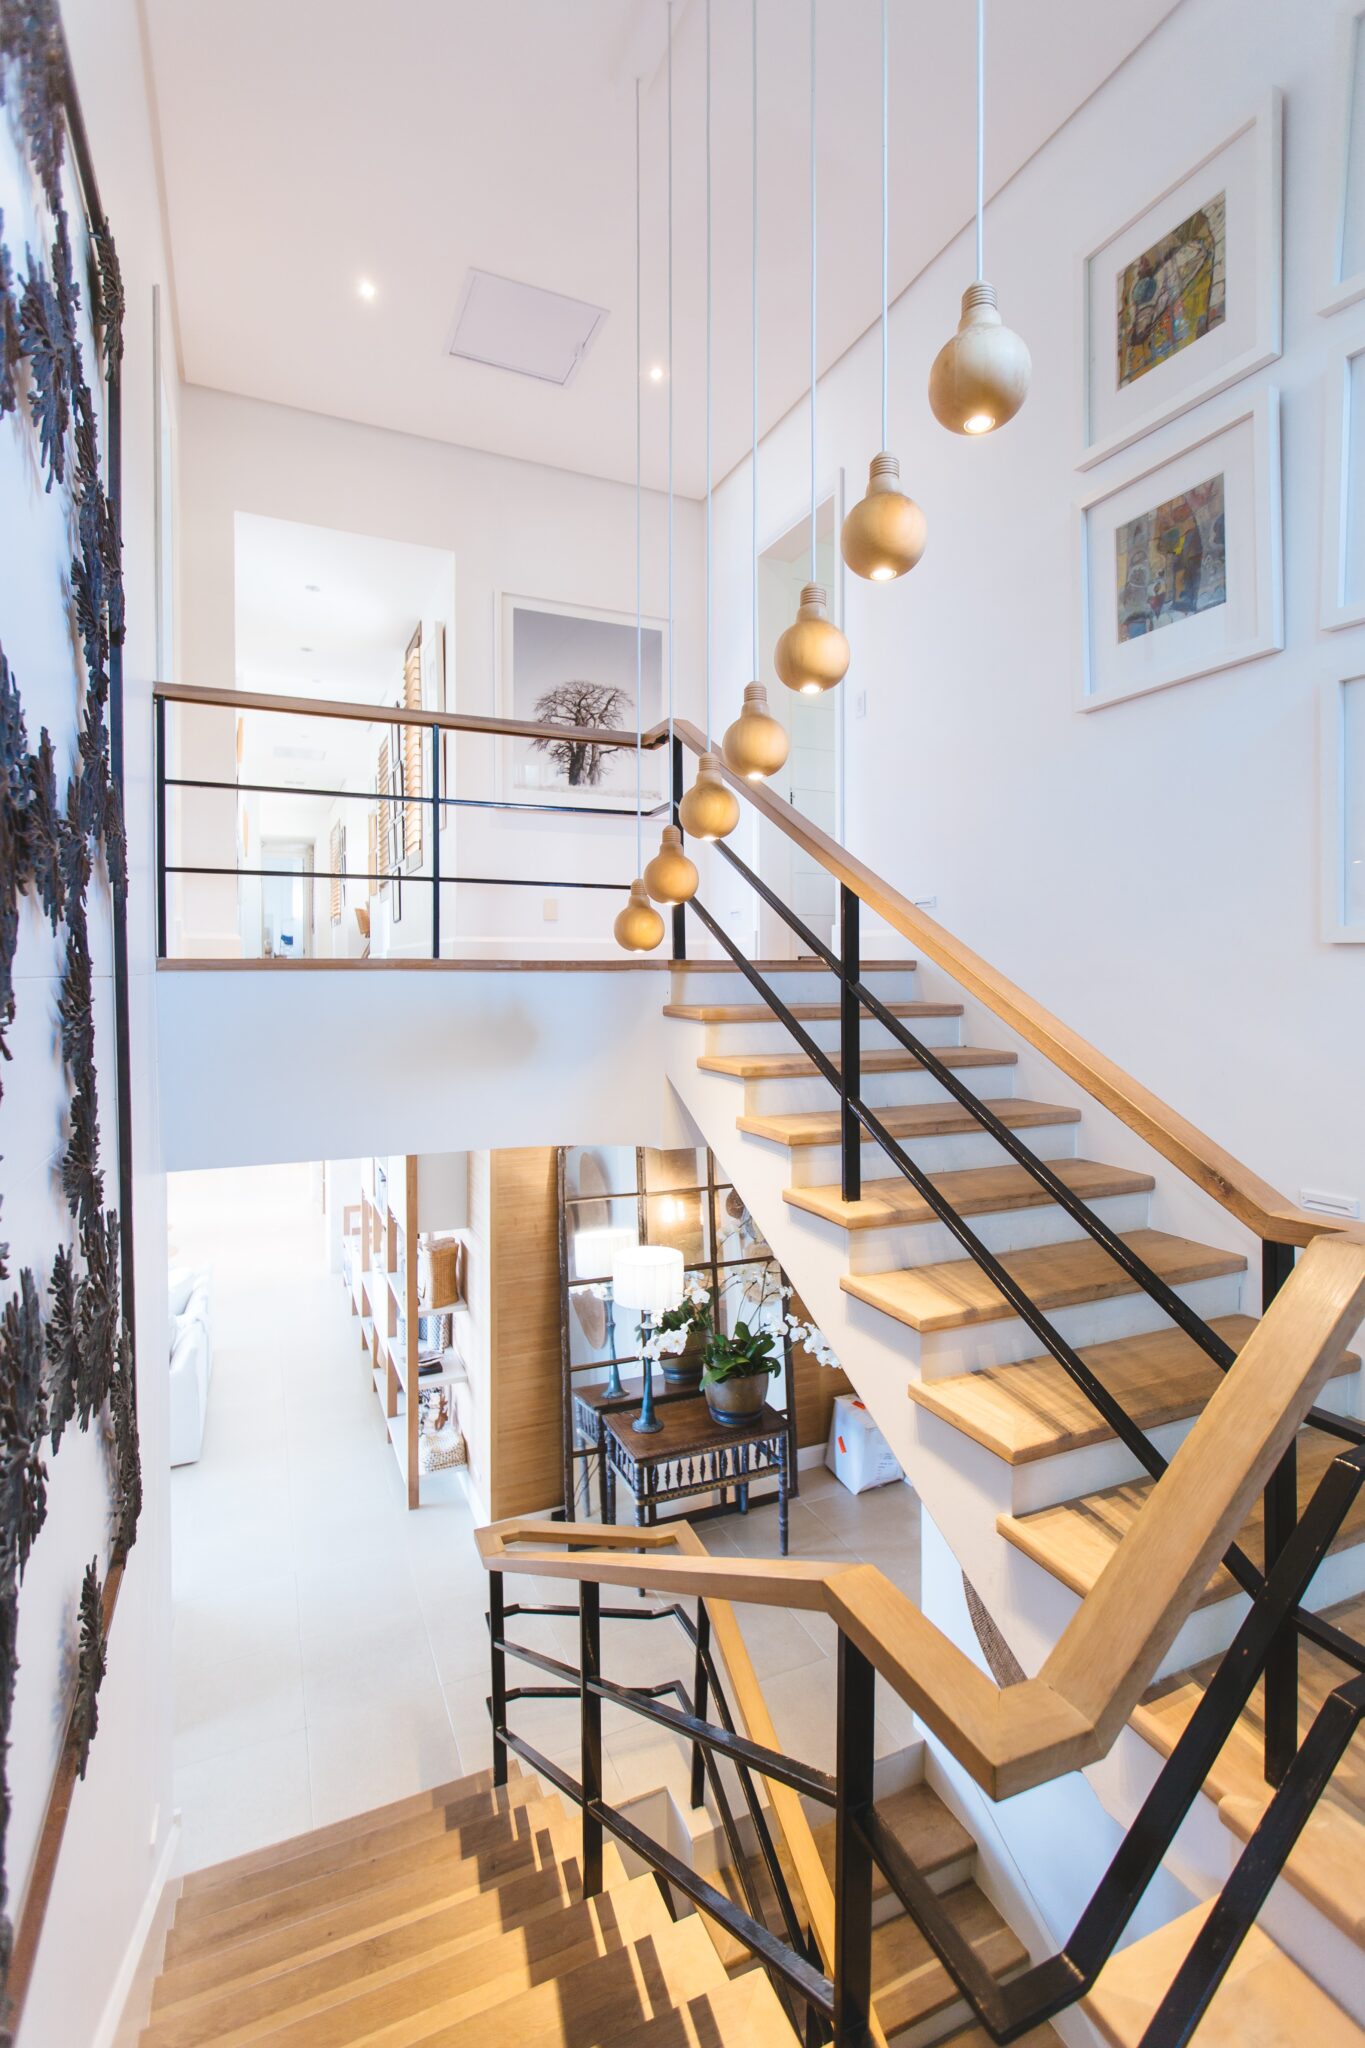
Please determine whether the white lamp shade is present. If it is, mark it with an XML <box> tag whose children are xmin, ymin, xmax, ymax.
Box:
<box><xmin>572</xmin><ymin>1225</ymin><xmax>637</xmax><ymax>1283</ymax></box>
<box><xmin>611</xmin><ymin>1243</ymin><xmax>685</xmax><ymax>1316</ymax></box>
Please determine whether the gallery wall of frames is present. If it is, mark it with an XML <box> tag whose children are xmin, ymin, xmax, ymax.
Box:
<box><xmin>0</xmin><ymin>4</ymin><xmax>141</xmax><ymax>2030</ymax></box>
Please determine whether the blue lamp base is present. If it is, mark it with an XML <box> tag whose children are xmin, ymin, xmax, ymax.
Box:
<box><xmin>631</xmin><ymin>1313</ymin><xmax>663</xmax><ymax>1433</ymax></box>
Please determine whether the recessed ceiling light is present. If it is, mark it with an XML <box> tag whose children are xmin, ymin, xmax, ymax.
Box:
<box><xmin>649</xmin><ymin>364</ymin><xmax>665</xmax><ymax>383</ymax></box>
<box><xmin>357</xmin><ymin>277</ymin><xmax>377</xmax><ymax>301</ymax></box>
<box><xmin>300</xmin><ymin>645</ymin><xmax>314</xmax><ymax>654</ymax></box>
<box><xmin>304</xmin><ymin>582</ymin><xmax>321</xmax><ymax>593</ymax></box>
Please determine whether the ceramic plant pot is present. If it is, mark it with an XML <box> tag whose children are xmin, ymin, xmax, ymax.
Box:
<box><xmin>704</xmin><ymin>1372</ymin><xmax>769</xmax><ymax>1426</ymax></box>
<box><xmin>660</xmin><ymin>1327</ymin><xmax>706</xmax><ymax>1388</ymax></box>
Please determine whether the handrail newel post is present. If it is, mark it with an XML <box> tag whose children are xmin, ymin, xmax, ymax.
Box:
<box><xmin>488</xmin><ymin>1567</ymin><xmax>508</xmax><ymax>1788</ymax></box>
<box><xmin>580</xmin><ymin>1579</ymin><xmax>605</xmax><ymax>1895</ymax></box>
<box><xmin>690</xmin><ymin>1600</ymin><xmax>711</xmax><ymax>1809</ymax></box>
<box><xmin>1261</xmin><ymin>1239</ymin><xmax>1299</xmax><ymax>1785</ymax></box>
<box><xmin>155</xmin><ymin>691</ymin><xmax>167</xmax><ymax>961</ymax></box>
<box><xmin>671</xmin><ymin>734</ymin><xmax>687</xmax><ymax>961</ymax></box>
<box><xmin>832</xmin><ymin>1633</ymin><xmax>875</xmax><ymax>2048</ymax></box>
<box><xmin>840</xmin><ymin>884</ymin><xmax>861</xmax><ymax>1203</ymax></box>
<box><xmin>429</xmin><ymin>723</ymin><xmax>441</xmax><ymax>960</ymax></box>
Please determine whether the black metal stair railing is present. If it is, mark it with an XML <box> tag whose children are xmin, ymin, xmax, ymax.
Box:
<box><xmin>676</xmin><ymin>818</ymin><xmax>1364</xmax><ymax>1795</ymax></box>
<box><xmin>485</xmin><ymin>1440</ymin><xmax>1365</xmax><ymax>2046</ymax></box>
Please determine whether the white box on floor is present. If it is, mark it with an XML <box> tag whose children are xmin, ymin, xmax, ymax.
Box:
<box><xmin>826</xmin><ymin>1394</ymin><xmax>903</xmax><ymax>1495</ymax></box>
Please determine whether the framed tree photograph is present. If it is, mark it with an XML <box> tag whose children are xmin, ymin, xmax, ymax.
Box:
<box><xmin>497</xmin><ymin>593</ymin><xmax>666</xmax><ymax>810</ymax></box>
<box><xmin>1320</xmin><ymin>675</ymin><xmax>1365</xmax><ymax>942</ymax></box>
<box><xmin>1321</xmin><ymin>7</ymin><xmax>1365</xmax><ymax>316</ymax></box>
<box><xmin>1077</xmin><ymin>93</ymin><xmax>1281</xmax><ymax>470</ymax></box>
<box><xmin>1076</xmin><ymin>391</ymin><xmax>1282</xmax><ymax>712</ymax></box>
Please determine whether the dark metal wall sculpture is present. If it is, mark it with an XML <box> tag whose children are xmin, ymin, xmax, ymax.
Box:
<box><xmin>0</xmin><ymin>3</ymin><xmax>140</xmax><ymax>2037</ymax></box>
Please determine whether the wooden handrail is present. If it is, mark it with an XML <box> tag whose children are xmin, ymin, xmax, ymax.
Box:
<box><xmin>154</xmin><ymin>679</ymin><xmax>673</xmax><ymax>754</ymax></box>
<box><xmin>672</xmin><ymin>716</ymin><xmax>1343</xmax><ymax>1249</ymax></box>
<box><xmin>479</xmin><ymin>1231</ymin><xmax>1365</xmax><ymax>1801</ymax></box>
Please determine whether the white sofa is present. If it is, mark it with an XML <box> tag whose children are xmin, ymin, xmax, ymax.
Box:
<box><xmin>169</xmin><ymin>1267</ymin><xmax>213</xmax><ymax>1466</ymax></box>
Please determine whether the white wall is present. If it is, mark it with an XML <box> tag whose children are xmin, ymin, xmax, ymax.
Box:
<box><xmin>0</xmin><ymin>5</ymin><xmax>177</xmax><ymax>2043</ymax></box>
<box><xmin>178</xmin><ymin>388</ymin><xmax>707</xmax><ymax>960</ymax></box>
<box><xmin>710</xmin><ymin>0</ymin><xmax>1365</xmax><ymax>1218</ymax></box>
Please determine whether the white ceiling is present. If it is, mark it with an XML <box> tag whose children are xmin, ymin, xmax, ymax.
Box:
<box><xmin>145</xmin><ymin>0</ymin><xmax>1177</xmax><ymax>498</ymax></box>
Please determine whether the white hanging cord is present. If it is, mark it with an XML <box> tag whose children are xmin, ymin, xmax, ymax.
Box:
<box><xmin>751</xmin><ymin>0</ymin><xmax>759</xmax><ymax>677</ymax></box>
<box><xmin>809</xmin><ymin>0</ymin><xmax>818</xmax><ymax>586</ymax></box>
<box><xmin>634</xmin><ymin>76</ymin><xmax>643</xmax><ymax>875</ymax></box>
<box><xmin>975</xmin><ymin>0</ymin><xmax>985</xmax><ymax>282</ymax></box>
<box><xmin>704</xmin><ymin>0</ymin><xmax>713</xmax><ymax>742</ymax></box>
<box><xmin>667</xmin><ymin>0</ymin><xmax>676</xmax><ymax>762</ymax></box>
<box><xmin>880</xmin><ymin>0</ymin><xmax>889</xmax><ymax>451</ymax></box>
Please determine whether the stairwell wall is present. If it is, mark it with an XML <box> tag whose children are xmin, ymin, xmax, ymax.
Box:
<box><xmin>709</xmin><ymin>0</ymin><xmax>1365</xmax><ymax>1227</ymax></box>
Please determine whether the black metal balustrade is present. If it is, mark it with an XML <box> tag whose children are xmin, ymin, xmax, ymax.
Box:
<box><xmin>486</xmin><ymin>1437</ymin><xmax>1365</xmax><ymax>2047</ymax></box>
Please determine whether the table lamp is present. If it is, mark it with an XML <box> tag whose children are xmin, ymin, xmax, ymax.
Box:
<box><xmin>612</xmin><ymin>1243</ymin><xmax>684</xmax><ymax>1434</ymax></box>
<box><xmin>574</xmin><ymin>1225</ymin><xmax>637</xmax><ymax>1399</ymax></box>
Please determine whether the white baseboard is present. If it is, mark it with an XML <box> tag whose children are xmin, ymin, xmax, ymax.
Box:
<box><xmin>99</xmin><ymin>1816</ymin><xmax>182</xmax><ymax>2048</ymax></box>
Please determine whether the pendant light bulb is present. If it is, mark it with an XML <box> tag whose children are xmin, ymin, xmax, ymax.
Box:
<box><xmin>774</xmin><ymin>584</ymin><xmax>849</xmax><ymax>697</ymax></box>
<box><xmin>841</xmin><ymin>453</ymin><xmax>927</xmax><ymax>581</ymax></box>
<box><xmin>644</xmin><ymin>823</ymin><xmax>698</xmax><ymax>904</ymax></box>
<box><xmin>722</xmin><ymin>682</ymin><xmax>789</xmax><ymax>782</ymax></box>
<box><xmin>928</xmin><ymin>281</ymin><xmax>1030</xmax><ymax>436</ymax></box>
<box><xmin>678</xmin><ymin>751</ymin><xmax>740</xmax><ymax>842</ymax></box>
<box><xmin>615</xmin><ymin>877</ymin><xmax>666</xmax><ymax>952</ymax></box>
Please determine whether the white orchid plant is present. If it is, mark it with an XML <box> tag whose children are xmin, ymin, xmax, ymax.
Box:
<box><xmin>635</xmin><ymin>1264</ymin><xmax>840</xmax><ymax>1380</ymax></box>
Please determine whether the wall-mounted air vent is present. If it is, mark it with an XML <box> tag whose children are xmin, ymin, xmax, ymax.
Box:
<box><xmin>447</xmin><ymin>270</ymin><xmax>607</xmax><ymax>387</ymax></box>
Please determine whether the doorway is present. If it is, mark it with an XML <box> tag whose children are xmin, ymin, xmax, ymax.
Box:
<box><xmin>260</xmin><ymin>837</ymin><xmax>315</xmax><ymax>958</ymax></box>
<box><xmin>755</xmin><ymin>494</ymin><xmax>841</xmax><ymax>958</ymax></box>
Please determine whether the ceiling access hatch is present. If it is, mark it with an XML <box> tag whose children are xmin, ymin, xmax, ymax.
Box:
<box><xmin>447</xmin><ymin>270</ymin><xmax>607</xmax><ymax>387</ymax></box>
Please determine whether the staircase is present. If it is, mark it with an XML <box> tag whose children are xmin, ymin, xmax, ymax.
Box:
<box><xmin>660</xmin><ymin>954</ymin><xmax>1365</xmax><ymax>2025</ymax></box>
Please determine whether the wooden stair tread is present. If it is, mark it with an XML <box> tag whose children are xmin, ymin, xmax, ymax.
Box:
<box><xmin>664</xmin><ymin>1000</ymin><xmax>960</xmax><ymax>1022</ymax></box>
<box><xmin>999</xmin><ymin>1425</ymin><xmax>1365</xmax><ymax>1607</ymax></box>
<box><xmin>844</xmin><ymin>1229</ymin><xmax>1246</xmax><ymax>1334</ymax></box>
<box><xmin>869</xmin><ymin>1880</ymin><xmax>1028</xmax><ymax>2037</ymax></box>
<box><xmin>607</xmin><ymin>1969</ymin><xmax>797</xmax><ymax>2048</ymax></box>
<box><xmin>738</xmin><ymin>1098</ymin><xmax>1081</xmax><ymax>1149</ymax></box>
<box><xmin>1133</xmin><ymin>1589</ymin><xmax>1365</xmax><ymax>1942</ymax></box>
<box><xmin>152</xmin><ymin>1847</ymin><xmax>628</xmax><ymax>2016</ymax></box>
<box><xmin>149</xmin><ymin>1873</ymin><xmax>677</xmax><ymax>2048</ymax></box>
<box><xmin>174</xmin><ymin>1774</ymin><xmax>545</xmax><ymax>1922</ymax></box>
<box><xmin>672</xmin><ymin>957</ymin><xmax>916</xmax><ymax>974</ymax></box>
<box><xmin>938</xmin><ymin>2024</ymin><xmax>1063</xmax><ymax>2046</ymax></box>
<box><xmin>787</xmin><ymin>1158</ymin><xmax>1155</xmax><ymax>1233</ymax></box>
<box><xmin>699</xmin><ymin>1046</ymin><xmax>1015</xmax><ymax>1080</ymax></box>
<box><xmin>1087</xmin><ymin>1903</ymin><xmax>1365</xmax><ymax>2045</ymax></box>
<box><xmin>176</xmin><ymin>1766</ymin><xmax>526</xmax><ymax>1901</ymax></box>
<box><xmin>163</xmin><ymin>1799</ymin><xmax>581</xmax><ymax>1966</ymax></box>
<box><xmin>386</xmin><ymin>1912</ymin><xmax>727</xmax><ymax>2047</ymax></box>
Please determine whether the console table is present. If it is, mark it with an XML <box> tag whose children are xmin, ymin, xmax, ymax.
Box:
<box><xmin>598</xmin><ymin>1396</ymin><xmax>791</xmax><ymax>1556</ymax></box>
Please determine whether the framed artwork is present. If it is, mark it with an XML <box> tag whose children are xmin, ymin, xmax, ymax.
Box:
<box><xmin>497</xmin><ymin>593</ymin><xmax>666</xmax><ymax>809</ymax></box>
<box><xmin>1077</xmin><ymin>391</ymin><xmax>1282</xmax><ymax>712</ymax></box>
<box><xmin>1077</xmin><ymin>93</ymin><xmax>1281</xmax><ymax>470</ymax></box>
<box><xmin>1321</xmin><ymin>342</ymin><xmax>1365</xmax><ymax>630</ymax></box>
<box><xmin>1321</xmin><ymin>8</ymin><xmax>1365</xmax><ymax>316</ymax></box>
<box><xmin>1320</xmin><ymin>675</ymin><xmax>1365</xmax><ymax>942</ymax></box>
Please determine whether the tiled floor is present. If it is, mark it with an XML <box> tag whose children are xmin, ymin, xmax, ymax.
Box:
<box><xmin>169</xmin><ymin>1163</ymin><xmax>922</xmax><ymax>1873</ymax></box>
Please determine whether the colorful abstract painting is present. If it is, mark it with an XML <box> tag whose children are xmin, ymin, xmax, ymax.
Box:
<box><xmin>1117</xmin><ymin>193</ymin><xmax>1226</xmax><ymax>388</ymax></box>
<box><xmin>1115</xmin><ymin>473</ymin><xmax>1226</xmax><ymax>640</ymax></box>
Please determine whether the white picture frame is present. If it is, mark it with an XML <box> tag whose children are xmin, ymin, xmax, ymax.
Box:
<box><xmin>1077</xmin><ymin>92</ymin><xmax>1282</xmax><ymax>471</ymax></box>
<box><xmin>1320</xmin><ymin>342</ymin><xmax>1365</xmax><ymax>630</ymax></box>
<box><xmin>1321</xmin><ymin>8</ymin><xmax>1365</xmax><ymax>316</ymax></box>
<box><xmin>1320</xmin><ymin>674</ymin><xmax>1365</xmax><ymax>941</ymax></box>
<box><xmin>1077</xmin><ymin>390</ymin><xmax>1283</xmax><ymax>713</ymax></box>
<box><xmin>496</xmin><ymin>592</ymin><xmax>666</xmax><ymax>810</ymax></box>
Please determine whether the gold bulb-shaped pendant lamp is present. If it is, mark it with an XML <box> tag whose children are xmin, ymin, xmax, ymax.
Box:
<box><xmin>644</xmin><ymin>823</ymin><xmax>698</xmax><ymax>903</ymax></box>
<box><xmin>774</xmin><ymin>584</ymin><xmax>850</xmax><ymax>697</ymax></box>
<box><xmin>928</xmin><ymin>282</ymin><xmax>1030</xmax><ymax>435</ymax></box>
<box><xmin>722</xmin><ymin>682</ymin><xmax>789</xmax><ymax>781</ymax></box>
<box><xmin>842</xmin><ymin>453</ymin><xmax>927</xmax><ymax>581</ymax></box>
<box><xmin>678</xmin><ymin>751</ymin><xmax>740</xmax><ymax>841</ymax></box>
<box><xmin>615</xmin><ymin>877</ymin><xmax>666</xmax><ymax>951</ymax></box>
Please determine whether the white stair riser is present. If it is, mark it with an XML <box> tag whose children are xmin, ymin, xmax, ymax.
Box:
<box><xmin>909</xmin><ymin>1271</ymin><xmax>1247</xmax><ymax>1378</ymax></box>
<box><xmin>785</xmin><ymin>1122</ymin><xmax>1081</xmax><ymax>1188</ymax></box>
<box><xmin>671</xmin><ymin>968</ymin><xmax>919</xmax><ymax>1005</ymax></box>
<box><xmin>697</xmin><ymin>1014</ymin><xmax>963</xmax><ymax>1056</ymax></box>
<box><xmin>736</xmin><ymin>1061</ymin><xmax>1020</xmax><ymax>1119</ymax></box>
<box><xmin>1008</xmin><ymin>1537</ymin><xmax>1365</xmax><ymax>1687</ymax></box>
<box><xmin>845</xmin><ymin>1191</ymin><xmax>1154</xmax><ymax>1277</ymax></box>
